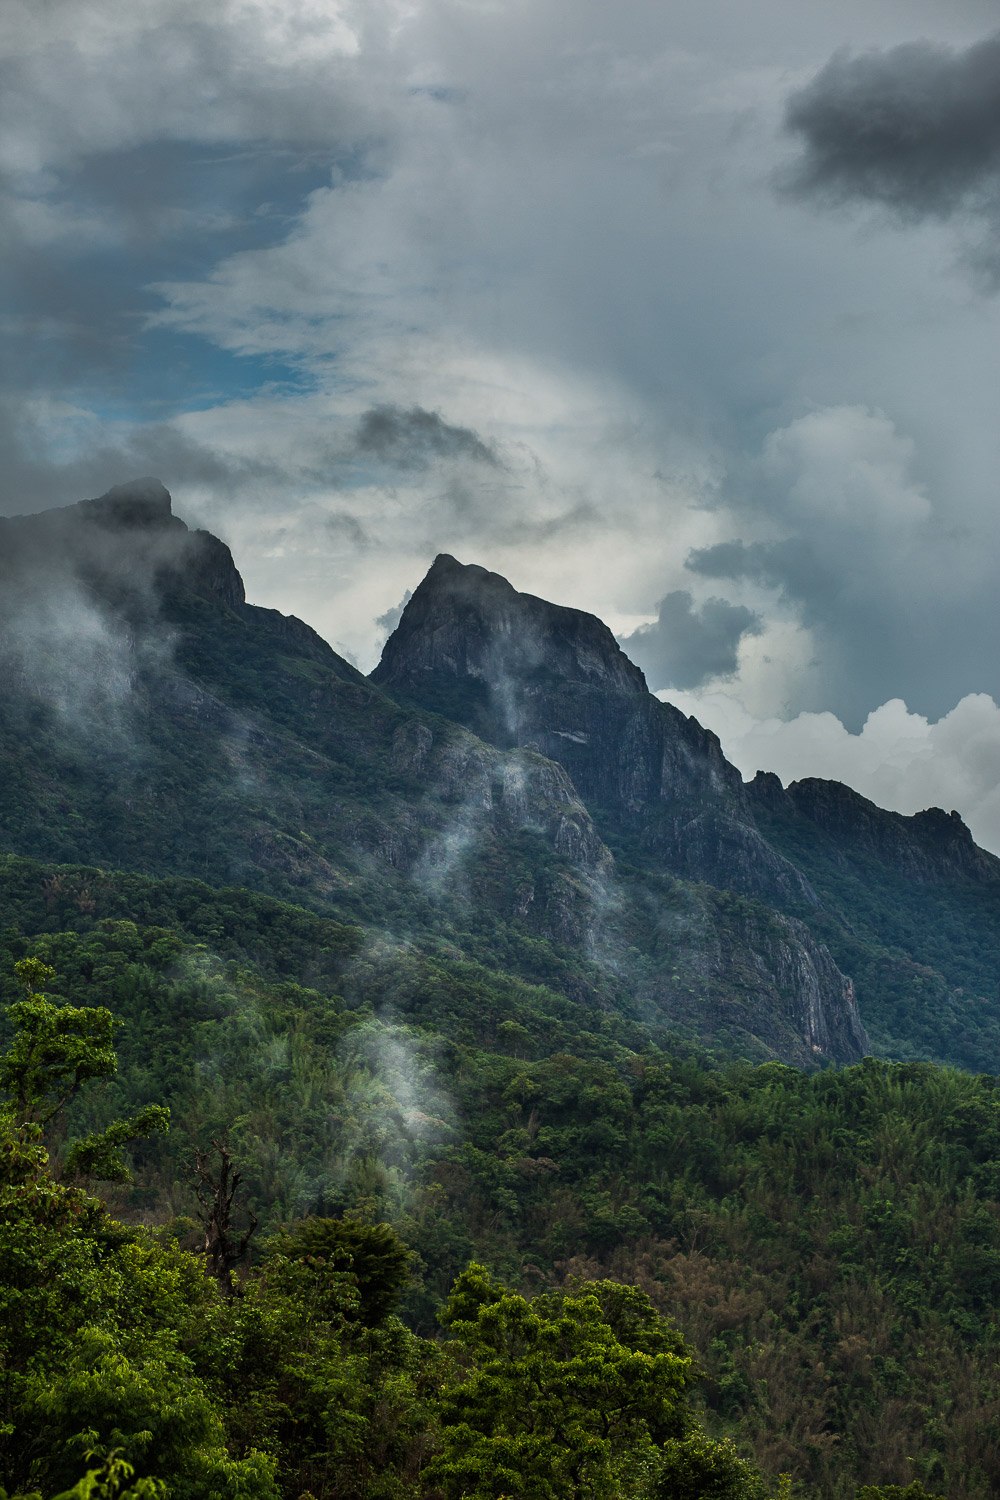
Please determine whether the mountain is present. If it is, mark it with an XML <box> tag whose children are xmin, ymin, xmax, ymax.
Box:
<box><xmin>373</xmin><ymin>554</ymin><xmax>816</xmax><ymax>908</ymax></box>
<box><xmin>7</xmin><ymin>483</ymin><xmax>1000</xmax><ymax>1499</ymax></box>
<box><xmin>0</xmin><ymin>484</ymin><xmax>613</xmax><ymax>947</ymax></box>
<box><xmin>372</xmin><ymin>551</ymin><xmax>1000</xmax><ymax>1070</ymax></box>
<box><xmin>3</xmin><ymin>481</ymin><xmax>1000</xmax><ymax>1070</ymax></box>
<box><xmin>748</xmin><ymin>771</ymin><xmax>1000</xmax><ymax>1067</ymax></box>
<box><xmin>0</xmin><ymin>482</ymin><xmax>871</xmax><ymax>1067</ymax></box>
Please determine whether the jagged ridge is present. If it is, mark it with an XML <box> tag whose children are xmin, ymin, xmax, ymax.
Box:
<box><xmin>0</xmin><ymin>484</ymin><xmax>874</xmax><ymax>1064</ymax></box>
<box><xmin>373</xmin><ymin>553</ymin><xmax>816</xmax><ymax>908</ymax></box>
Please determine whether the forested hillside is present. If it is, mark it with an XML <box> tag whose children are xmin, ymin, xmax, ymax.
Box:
<box><xmin>1</xmin><ymin>856</ymin><xmax>997</xmax><ymax>1498</ymax></box>
<box><xmin>3</xmin><ymin>483</ymin><xmax>1000</xmax><ymax>1498</ymax></box>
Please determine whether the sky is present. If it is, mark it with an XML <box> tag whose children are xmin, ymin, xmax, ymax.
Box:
<box><xmin>6</xmin><ymin>0</ymin><xmax>1000</xmax><ymax>847</ymax></box>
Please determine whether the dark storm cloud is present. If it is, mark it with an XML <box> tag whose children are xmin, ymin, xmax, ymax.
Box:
<box><xmin>325</xmin><ymin>510</ymin><xmax>371</xmax><ymax>547</ymax></box>
<box><xmin>687</xmin><ymin>538</ymin><xmax>829</xmax><ymax>602</ymax></box>
<box><xmin>618</xmin><ymin>590</ymin><xmax>762</xmax><ymax>691</ymax></box>
<box><xmin>355</xmin><ymin>406</ymin><xmax>499</xmax><ymax>471</ymax></box>
<box><xmin>781</xmin><ymin>30</ymin><xmax>1000</xmax><ymax>275</ymax></box>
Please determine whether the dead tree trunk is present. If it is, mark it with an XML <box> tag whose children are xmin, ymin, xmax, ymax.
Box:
<box><xmin>194</xmin><ymin>1138</ymin><xmax>257</xmax><ymax>1297</ymax></box>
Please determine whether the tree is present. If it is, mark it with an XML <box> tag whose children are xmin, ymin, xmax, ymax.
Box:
<box><xmin>1</xmin><ymin>958</ymin><xmax>167</xmax><ymax>1180</ymax></box>
<box><xmin>194</xmin><ymin>1139</ymin><xmax>258</xmax><ymax>1297</ymax></box>
<box><xmin>0</xmin><ymin>964</ymin><xmax>276</xmax><ymax>1500</ymax></box>
<box><xmin>856</xmin><ymin>1486</ymin><xmax>948</xmax><ymax>1500</ymax></box>
<box><xmin>426</xmin><ymin>1265</ymin><xmax>696</xmax><ymax>1500</ymax></box>
<box><xmin>276</xmin><ymin>1214</ymin><xmax>412</xmax><ymax>1325</ymax></box>
<box><xmin>1</xmin><ymin>958</ymin><xmax>118</xmax><ymax>1124</ymax></box>
<box><xmin>654</xmin><ymin>1430</ymin><xmax>773</xmax><ymax>1500</ymax></box>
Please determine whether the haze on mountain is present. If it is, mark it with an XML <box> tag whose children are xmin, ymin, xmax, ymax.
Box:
<box><xmin>7</xmin><ymin>479</ymin><xmax>1000</xmax><ymax>1497</ymax></box>
<box><xmin>5</xmin><ymin>0</ymin><xmax>1000</xmax><ymax>859</ymax></box>
<box><xmin>6</xmin><ymin>477</ymin><xmax>1000</xmax><ymax>1080</ymax></box>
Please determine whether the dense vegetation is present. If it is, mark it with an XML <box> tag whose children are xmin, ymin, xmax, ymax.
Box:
<box><xmin>0</xmin><ymin>956</ymin><xmax>790</xmax><ymax>1499</ymax></box>
<box><xmin>5</xmin><ymin>496</ymin><xmax>1000</xmax><ymax>1499</ymax></box>
<box><xmin>0</xmin><ymin>856</ymin><xmax>994</xmax><ymax>1499</ymax></box>
<box><xmin>751</xmin><ymin>801</ymin><xmax>1000</xmax><ymax>1071</ymax></box>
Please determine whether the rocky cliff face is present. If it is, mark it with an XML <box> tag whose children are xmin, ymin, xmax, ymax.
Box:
<box><xmin>0</xmin><ymin>483</ymin><xmax>872</xmax><ymax>1065</ymax></box>
<box><xmin>0</xmin><ymin>483</ymin><xmax>614</xmax><ymax>959</ymax></box>
<box><xmin>689</xmin><ymin>899</ymin><xmax>868</xmax><ymax>1063</ymax></box>
<box><xmin>371</xmin><ymin>553</ymin><xmax>874</xmax><ymax>1062</ymax></box>
<box><xmin>373</xmin><ymin>554</ymin><xmax>815</xmax><ymax>907</ymax></box>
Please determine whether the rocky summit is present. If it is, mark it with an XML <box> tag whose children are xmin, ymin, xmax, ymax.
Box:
<box><xmin>5</xmin><ymin>483</ymin><xmax>1000</xmax><ymax>1069</ymax></box>
<box><xmin>373</xmin><ymin>555</ymin><xmax>819</xmax><ymax>909</ymax></box>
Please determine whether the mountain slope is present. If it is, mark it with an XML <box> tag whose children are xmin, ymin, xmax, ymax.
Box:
<box><xmin>373</xmin><ymin>554</ymin><xmax>816</xmax><ymax>909</ymax></box>
<box><xmin>372</xmin><ymin>551</ymin><xmax>1000</xmax><ymax>1071</ymax></box>
<box><xmin>749</xmin><ymin>772</ymin><xmax>1000</xmax><ymax>1067</ymax></box>
<box><xmin>0</xmin><ymin>483</ymin><xmax>868</xmax><ymax>1065</ymax></box>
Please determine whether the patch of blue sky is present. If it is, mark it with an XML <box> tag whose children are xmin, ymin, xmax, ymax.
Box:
<box><xmin>77</xmin><ymin>326</ymin><xmax>316</xmax><ymax>421</ymax></box>
<box><xmin>5</xmin><ymin>137</ymin><xmax>379</xmax><ymax>412</ymax></box>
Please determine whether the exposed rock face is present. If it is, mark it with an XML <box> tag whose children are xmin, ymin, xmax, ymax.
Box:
<box><xmin>378</xmin><ymin>554</ymin><xmax>645</xmax><ymax>691</ymax></box>
<box><xmin>750</xmin><ymin>773</ymin><xmax>1000</xmax><ymax>887</ymax></box>
<box><xmin>371</xmin><ymin>553</ymin><xmax>872</xmax><ymax>1062</ymax></box>
<box><xmin>0</xmin><ymin>486</ymin><xmax>871</xmax><ymax>1064</ymax></box>
<box><xmin>672</xmin><ymin>897</ymin><xmax>869</xmax><ymax>1064</ymax></box>
<box><xmin>742</xmin><ymin>911</ymin><xmax>867</xmax><ymax>1062</ymax></box>
<box><xmin>182</xmin><ymin>530</ymin><xmax>246</xmax><ymax>611</ymax></box>
<box><xmin>373</xmin><ymin>554</ymin><xmax>815</xmax><ymax>907</ymax></box>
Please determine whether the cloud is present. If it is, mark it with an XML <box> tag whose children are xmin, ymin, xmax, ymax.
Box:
<box><xmin>0</xmin><ymin>1</ymin><xmax>378</xmax><ymax>177</ymax></box>
<box><xmin>6</xmin><ymin>0</ymin><xmax>1000</xmax><ymax>775</ymax></box>
<box><xmin>619</xmin><ymin>589</ymin><xmax>762</xmax><ymax>691</ymax></box>
<box><xmin>760</xmin><ymin>404</ymin><xmax>932</xmax><ymax>530</ymax></box>
<box><xmin>679</xmin><ymin>404</ymin><xmax>996</xmax><ymax>728</ymax></box>
<box><xmin>664</xmin><ymin>687</ymin><xmax>1000</xmax><ymax>857</ymax></box>
<box><xmin>355</xmin><ymin>405</ymin><xmax>499</xmax><ymax>471</ymax></box>
<box><xmin>324</xmin><ymin>510</ymin><xmax>370</xmax><ymax>547</ymax></box>
<box><xmin>375</xmin><ymin>589</ymin><xmax>411</xmax><ymax>637</ymax></box>
<box><xmin>781</xmin><ymin>29</ymin><xmax>1000</xmax><ymax>280</ymax></box>
<box><xmin>0</xmin><ymin>393</ymin><xmax>293</xmax><ymax>515</ymax></box>
<box><xmin>0</xmin><ymin>1</ymin><xmax>392</xmax><ymax>406</ymax></box>
<box><xmin>0</xmin><ymin>585</ymin><xmax>140</xmax><ymax>745</ymax></box>
<box><xmin>0</xmin><ymin>483</ymin><xmax>203</xmax><ymax>751</ymax></box>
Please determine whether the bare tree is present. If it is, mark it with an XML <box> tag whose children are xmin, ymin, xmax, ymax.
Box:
<box><xmin>194</xmin><ymin>1138</ymin><xmax>258</xmax><ymax>1297</ymax></box>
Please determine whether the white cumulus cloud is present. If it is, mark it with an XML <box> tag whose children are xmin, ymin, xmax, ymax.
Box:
<box><xmin>665</xmin><ymin>687</ymin><xmax>1000</xmax><ymax>855</ymax></box>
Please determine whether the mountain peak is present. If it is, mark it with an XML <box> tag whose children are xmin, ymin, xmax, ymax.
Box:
<box><xmin>3</xmin><ymin>477</ymin><xmax>176</xmax><ymax>533</ymax></box>
<box><xmin>89</xmin><ymin>477</ymin><xmax>173</xmax><ymax>519</ymax></box>
<box><xmin>759</xmin><ymin>776</ymin><xmax>999</xmax><ymax>887</ymax></box>
<box><xmin>423</xmin><ymin>552</ymin><xmax>517</xmax><ymax>596</ymax></box>
<box><xmin>375</xmin><ymin>554</ymin><xmax>648</xmax><ymax>702</ymax></box>
<box><xmin>0</xmin><ymin>479</ymin><xmax>245</xmax><ymax>612</ymax></box>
